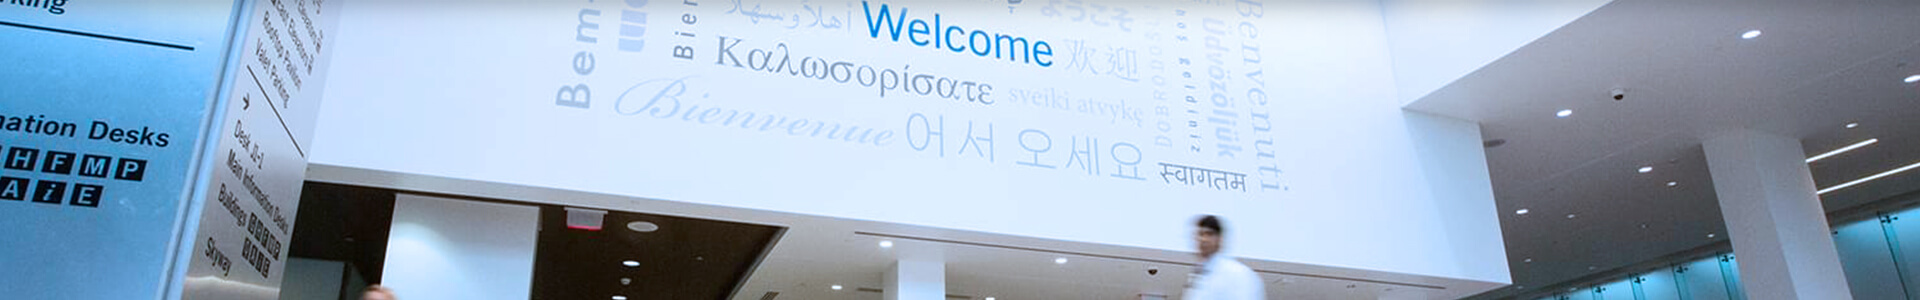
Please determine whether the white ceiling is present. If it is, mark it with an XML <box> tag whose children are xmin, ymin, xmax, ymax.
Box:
<box><xmin>730</xmin><ymin>215</ymin><xmax>1483</xmax><ymax>300</ymax></box>
<box><xmin>1403</xmin><ymin>0</ymin><xmax>1920</xmax><ymax>297</ymax></box>
<box><xmin>307</xmin><ymin>164</ymin><xmax>1502</xmax><ymax>300</ymax></box>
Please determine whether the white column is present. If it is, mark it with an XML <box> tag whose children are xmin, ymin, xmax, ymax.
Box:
<box><xmin>884</xmin><ymin>258</ymin><xmax>945</xmax><ymax>300</ymax></box>
<box><xmin>1703</xmin><ymin>130</ymin><xmax>1853</xmax><ymax>300</ymax></box>
<box><xmin>383</xmin><ymin>194</ymin><xmax>540</xmax><ymax>300</ymax></box>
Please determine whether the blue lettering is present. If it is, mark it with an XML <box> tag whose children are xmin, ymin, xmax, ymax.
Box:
<box><xmin>861</xmin><ymin>1</ymin><xmax>1051</xmax><ymax>67</ymax></box>
<box><xmin>615</xmin><ymin>78</ymin><xmax>689</xmax><ymax>118</ymax></box>
<box><xmin>862</xmin><ymin>2</ymin><xmax>907</xmax><ymax>41</ymax></box>
<box><xmin>993</xmin><ymin>34</ymin><xmax>1028</xmax><ymax>62</ymax></box>
<box><xmin>697</xmin><ymin>107</ymin><xmax>724</xmax><ymax>123</ymax></box>
<box><xmin>786</xmin><ymin>119</ymin><xmax>812</xmax><ymax>135</ymax></box>
<box><xmin>1034</xmin><ymin>41</ymin><xmax>1053</xmax><ymax>67</ymax></box>
<box><xmin>944</xmin><ymin>24</ymin><xmax>965</xmax><ymax>52</ymax></box>
<box><xmin>969</xmin><ymin>30</ymin><xmax>990</xmax><ymax>56</ymax></box>
<box><xmin>614</xmin><ymin>78</ymin><xmax>893</xmax><ymax>147</ymax></box>
<box><xmin>908</xmin><ymin>20</ymin><xmax>931</xmax><ymax>46</ymax></box>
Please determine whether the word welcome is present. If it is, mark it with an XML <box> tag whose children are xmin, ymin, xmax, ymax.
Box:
<box><xmin>863</xmin><ymin>1</ymin><xmax>1053</xmax><ymax>68</ymax></box>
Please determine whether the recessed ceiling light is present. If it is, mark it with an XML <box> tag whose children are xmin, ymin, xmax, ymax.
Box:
<box><xmin>1741</xmin><ymin>30</ymin><xmax>1762</xmax><ymax>39</ymax></box>
<box><xmin>986</xmin><ymin>297</ymin><xmax>997</xmax><ymax>300</ymax></box>
<box><xmin>1708</xmin><ymin>233</ymin><xmax>1717</xmax><ymax>238</ymax></box>
<box><xmin>626</xmin><ymin>221</ymin><xmax>659</xmax><ymax>232</ymax></box>
<box><xmin>613</xmin><ymin>296</ymin><xmax>628</xmax><ymax>300</ymax></box>
<box><xmin>622</xmin><ymin>260</ymin><xmax>639</xmax><ymax>267</ymax></box>
<box><xmin>1055</xmin><ymin>258</ymin><xmax>1069</xmax><ymax>264</ymax></box>
<box><xmin>1556</xmin><ymin>109</ymin><xmax>1573</xmax><ymax>118</ymax></box>
<box><xmin>1589</xmin><ymin>266</ymin><xmax>1598</xmax><ymax>270</ymax></box>
<box><xmin>1524</xmin><ymin>258</ymin><xmax>1533</xmax><ymax>263</ymax></box>
<box><xmin>879</xmin><ymin>240</ymin><xmax>894</xmax><ymax>248</ymax></box>
<box><xmin>1819</xmin><ymin>161</ymin><xmax>1920</xmax><ymax>195</ymax></box>
<box><xmin>1516</xmin><ymin>209</ymin><xmax>1530</xmax><ymax>215</ymax></box>
<box><xmin>1667</xmin><ymin>181</ymin><xmax>1679</xmax><ymax>187</ymax></box>
<box><xmin>1905</xmin><ymin>74</ymin><xmax>1920</xmax><ymax>83</ymax></box>
<box><xmin>1807</xmin><ymin>138</ymin><xmax>1879</xmax><ymax>163</ymax></box>
<box><xmin>1846</xmin><ymin>122</ymin><xmax>1861</xmax><ymax>129</ymax></box>
<box><xmin>1638</xmin><ymin>166</ymin><xmax>1654</xmax><ymax>173</ymax></box>
<box><xmin>1567</xmin><ymin>214</ymin><xmax>1577</xmax><ymax>219</ymax></box>
<box><xmin>831</xmin><ymin>285</ymin><xmax>843</xmax><ymax>291</ymax></box>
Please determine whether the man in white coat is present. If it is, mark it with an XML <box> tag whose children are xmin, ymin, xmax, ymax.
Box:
<box><xmin>1182</xmin><ymin>215</ymin><xmax>1266</xmax><ymax>300</ymax></box>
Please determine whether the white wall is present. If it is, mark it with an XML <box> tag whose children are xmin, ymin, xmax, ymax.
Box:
<box><xmin>1381</xmin><ymin>0</ymin><xmax>1614</xmax><ymax>104</ymax></box>
<box><xmin>1253</xmin><ymin>0</ymin><xmax>1508</xmax><ymax>283</ymax></box>
<box><xmin>382</xmin><ymin>194</ymin><xmax>539</xmax><ymax>300</ymax></box>
<box><xmin>311</xmin><ymin>0</ymin><xmax>1511</xmax><ymax>284</ymax></box>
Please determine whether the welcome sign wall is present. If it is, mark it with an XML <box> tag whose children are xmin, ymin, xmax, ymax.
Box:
<box><xmin>313</xmin><ymin>0</ymin><xmax>1507</xmax><ymax>284</ymax></box>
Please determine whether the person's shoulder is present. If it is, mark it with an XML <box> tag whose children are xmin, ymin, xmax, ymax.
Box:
<box><xmin>1224</xmin><ymin>258</ymin><xmax>1265</xmax><ymax>293</ymax></box>
<box><xmin>1222</xmin><ymin>257</ymin><xmax>1257</xmax><ymax>275</ymax></box>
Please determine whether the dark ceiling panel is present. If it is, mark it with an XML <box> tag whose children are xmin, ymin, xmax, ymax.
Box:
<box><xmin>532</xmin><ymin>207</ymin><xmax>785</xmax><ymax>300</ymax></box>
<box><xmin>288</xmin><ymin>182</ymin><xmax>397</xmax><ymax>284</ymax></box>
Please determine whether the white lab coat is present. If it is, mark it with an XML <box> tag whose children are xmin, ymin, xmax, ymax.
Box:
<box><xmin>1182</xmin><ymin>255</ymin><xmax>1267</xmax><ymax>300</ymax></box>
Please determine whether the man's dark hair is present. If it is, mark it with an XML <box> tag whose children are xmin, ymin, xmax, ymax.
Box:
<box><xmin>1197</xmin><ymin>215</ymin><xmax>1224</xmax><ymax>235</ymax></box>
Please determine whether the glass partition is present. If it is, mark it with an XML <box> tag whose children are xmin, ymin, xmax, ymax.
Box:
<box><xmin>1536</xmin><ymin>255</ymin><xmax>1741</xmax><ymax>300</ymax></box>
<box><xmin>1528</xmin><ymin>201</ymin><xmax>1920</xmax><ymax>300</ymax></box>
<box><xmin>1635</xmin><ymin>270</ymin><xmax>1682</xmax><ymax>300</ymax></box>
<box><xmin>1597</xmin><ymin>280</ymin><xmax>1635</xmax><ymax>300</ymax></box>
<box><xmin>1890</xmin><ymin>209</ymin><xmax>1920</xmax><ymax>299</ymax></box>
<box><xmin>1835</xmin><ymin>217</ymin><xmax>1905</xmax><ymax>299</ymax></box>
